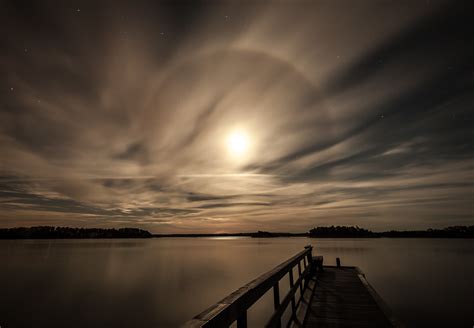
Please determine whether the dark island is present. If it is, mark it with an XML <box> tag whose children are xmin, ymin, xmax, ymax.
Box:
<box><xmin>308</xmin><ymin>225</ymin><xmax>474</xmax><ymax>238</ymax></box>
<box><xmin>379</xmin><ymin>225</ymin><xmax>474</xmax><ymax>238</ymax></box>
<box><xmin>0</xmin><ymin>226</ymin><xmax>152</xmax><ymax>239</ymax></box>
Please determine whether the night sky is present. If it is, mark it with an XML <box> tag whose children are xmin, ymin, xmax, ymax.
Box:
<box><xmin>1</xmin><ymin>0</ymin><xmax>472</xmax><ymax>233</ymax></box>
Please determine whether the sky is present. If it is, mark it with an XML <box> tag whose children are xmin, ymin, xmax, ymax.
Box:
<box><xmin>0</xmin><ymin>0</ymin><xmax>472</xmax><ymax>233</ymax></box>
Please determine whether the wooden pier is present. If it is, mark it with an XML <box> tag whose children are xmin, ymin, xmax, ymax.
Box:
<box><xmin>305</xmin><ymin>266</ymin><xmax>396</xmax><ymax>327</ymax></box>
<box><xmin>183</xmin><ymin>246</ymin><xmax>399</xmax><ymax>328</ymax></box>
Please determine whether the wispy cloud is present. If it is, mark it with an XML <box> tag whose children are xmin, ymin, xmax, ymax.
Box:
<box><xmin>0</xmin><ymin>0</ymin><xmax>472</xmax><ymax>232</ymax></box>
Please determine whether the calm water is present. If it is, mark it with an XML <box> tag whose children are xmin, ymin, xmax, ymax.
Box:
<box><xmin>1</xmin><ymin>238</ymin><xmax>473</xmax><ymax>327</ymax></box>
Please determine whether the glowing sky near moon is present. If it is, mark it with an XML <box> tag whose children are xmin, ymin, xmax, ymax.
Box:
<box><xmin>227</xmin><ymin>130</ymin><xmax>249</xmax><ymax>157</ymax></box>
<box><xmin>0</xmin><ymin>0</ymin><xmax>472</xmax><ymax>232</ymax></box>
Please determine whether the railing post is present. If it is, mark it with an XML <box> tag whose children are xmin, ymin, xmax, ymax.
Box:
<box><xmin>289</xmin><ymin>270</ymin><xmax>296</xmax><ymax>320</ymax></box>
<box><xmin>297</xmin><ymin>261</ymin><xmax>303</xmax><ymax>295</ymax></box>
<box><xmin>237</xmin><ymin>311</ymin><xmax>247</xmax><ymax>328</ymax></box>
<box><xmin>305</xmin><ymin>245</ymin><xmax>313</xmax><ymax>268</ymax></box>
<box><xmin>273</xmin><ymin>283</ymin><xmax>281</xmax><ymax>328</ymax></box>
<box><xmin>304</xmin><ymin>245</ymin><xmax>313</xmax><ymax>287</ymax></box>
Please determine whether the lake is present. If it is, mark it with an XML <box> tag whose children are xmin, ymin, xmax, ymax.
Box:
<box><xmin>1</xmin><ymin>238</ymin><xmax>473</xmax><ymax>327</ymax></box>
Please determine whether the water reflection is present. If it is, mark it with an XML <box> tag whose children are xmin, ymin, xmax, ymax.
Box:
<box><xmin>0</xmin><ymin>238</ymin><xmax>473</xmax><ymax>327</ymax></box>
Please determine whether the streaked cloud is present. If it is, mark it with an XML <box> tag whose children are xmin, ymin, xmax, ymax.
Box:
<box><xmin>0</xmin><ymin>0</ymin><xmax>472</xmax><ymax>232</ymax></box>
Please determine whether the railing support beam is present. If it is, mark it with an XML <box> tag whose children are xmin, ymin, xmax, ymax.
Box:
<box><xmin>289</xmin><ymin>270</ymin><xmax>296</xmax><ymax>319</ymax></box>
<box><xmin>237</xmin><ymin>311</ymin><xmax>247</xmax><ymax>328</ymax></box>
<box><xmin>273</xmin><ymin>283</ymin><xmax>281</xmax><ymax>328</ymax></box>
<box><xmin>297</xmin><ymin>261</ymin><xmax>303</xmax><ymax>296</ymax></box>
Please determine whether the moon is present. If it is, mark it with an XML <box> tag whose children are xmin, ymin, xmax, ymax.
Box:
<box><xmin>227</xmin><ymin>130</ymin><xmax>249</xmax><ymax>158</ymax></box>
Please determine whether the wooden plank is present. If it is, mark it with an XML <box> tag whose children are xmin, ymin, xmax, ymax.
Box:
<box><xmin>304</xmin><ymin>267</ymin><xmax>395</xmax><ymax>328</ymax></box>
<box><xmin>305</xmin><ymin>316</ymin><xmax>389</xmax><ymax>328</ymax></box>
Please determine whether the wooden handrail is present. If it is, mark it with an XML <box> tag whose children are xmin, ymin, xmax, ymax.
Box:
<box><xmin>183</xmin><ymin>246</ymin><xmax>315</xmax><ymax>328</ymax></box>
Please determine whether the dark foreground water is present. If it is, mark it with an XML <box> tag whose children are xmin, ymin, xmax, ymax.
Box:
<box><xmin>1</xmin><ymin>238</ymin><xmax>473</xmax><ymax>327</ymax></box>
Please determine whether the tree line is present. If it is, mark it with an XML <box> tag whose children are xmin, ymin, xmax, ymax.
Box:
<box><xmin>308</xmin><ymin>225</ymin><xmax>474</xmax><ymax>238</ymax></box>
<box><xmin>1</xmin><ymin>225</ymin><xmax>472</xmax><ymax>239</ymax></box>
<box><xmin>0</xmin><ymin>226</ymin><xmax>152</xmax><ymax>239</ymax></box>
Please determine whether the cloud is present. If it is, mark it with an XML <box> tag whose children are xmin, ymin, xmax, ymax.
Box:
<box><xmin>0</xmin><ymin>0</ymin><xmax>472</xmax><ymax>232</ymax></box>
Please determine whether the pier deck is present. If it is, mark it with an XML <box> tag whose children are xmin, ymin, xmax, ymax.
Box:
<box><xmin>303</xmin><ymin>266</ymin><xmax>394</xmax><ymax>327</ymax></box>
<box><xmin>183</xmin><ymin>247</ymin><xmax>398</xmax><ymax>328</ymax></box>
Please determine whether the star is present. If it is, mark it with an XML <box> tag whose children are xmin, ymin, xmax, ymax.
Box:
<box><xmin>76</xmin><ymin>8</ymin><xmax>81</xmax><ymax>13</ymax></box>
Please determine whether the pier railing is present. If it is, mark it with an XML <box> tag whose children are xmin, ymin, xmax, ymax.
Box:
<box><xmin>183</xmin><ymin>246</ymin><xmax>321</xmax><ymax>328</ymax></box>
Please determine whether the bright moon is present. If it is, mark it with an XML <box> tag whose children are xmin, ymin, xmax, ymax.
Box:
<box><xmin>227</xmin><ymin>131</ymin><xmax>249</xmax><ymax>157</ymax></box>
